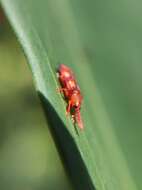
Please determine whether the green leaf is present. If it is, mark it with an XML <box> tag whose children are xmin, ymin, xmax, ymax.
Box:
<box><xmin>1</xmin><ymin>0</ymin><xmax>141</xmax><ymax>189</ymax></box>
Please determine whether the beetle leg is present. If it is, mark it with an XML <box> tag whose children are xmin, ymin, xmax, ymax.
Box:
<box><xmin>71</xmin><ymin>114</ymin><xmax>75</xmax><ymax>123</ymax></box>
<box><xmin>66</xmin><ymin>100</ymin><xmax>71</xmax><ymax>116</ymax></box>
<box><xmin>56</xmin><ymin>87</ymin><xmax>66</xmax><ymax>93</ymax></box>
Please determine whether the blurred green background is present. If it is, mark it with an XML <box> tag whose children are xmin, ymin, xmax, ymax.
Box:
<box><xmin>0</xmin><ymin>12</ymin><xmax>72</xmax><ymax>190</ymax></box>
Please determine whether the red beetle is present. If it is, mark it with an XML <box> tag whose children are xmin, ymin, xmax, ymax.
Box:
<box><xmin>57</xmin><ymin>64</ymin><xmax>84</xmax><ymax>129</ymax></box>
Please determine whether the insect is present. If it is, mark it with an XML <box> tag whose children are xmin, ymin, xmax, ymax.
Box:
<box><xmin>57</xmin><ymin>64</ymin><xmax>84</xmax><ymax>129</ymax></box>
